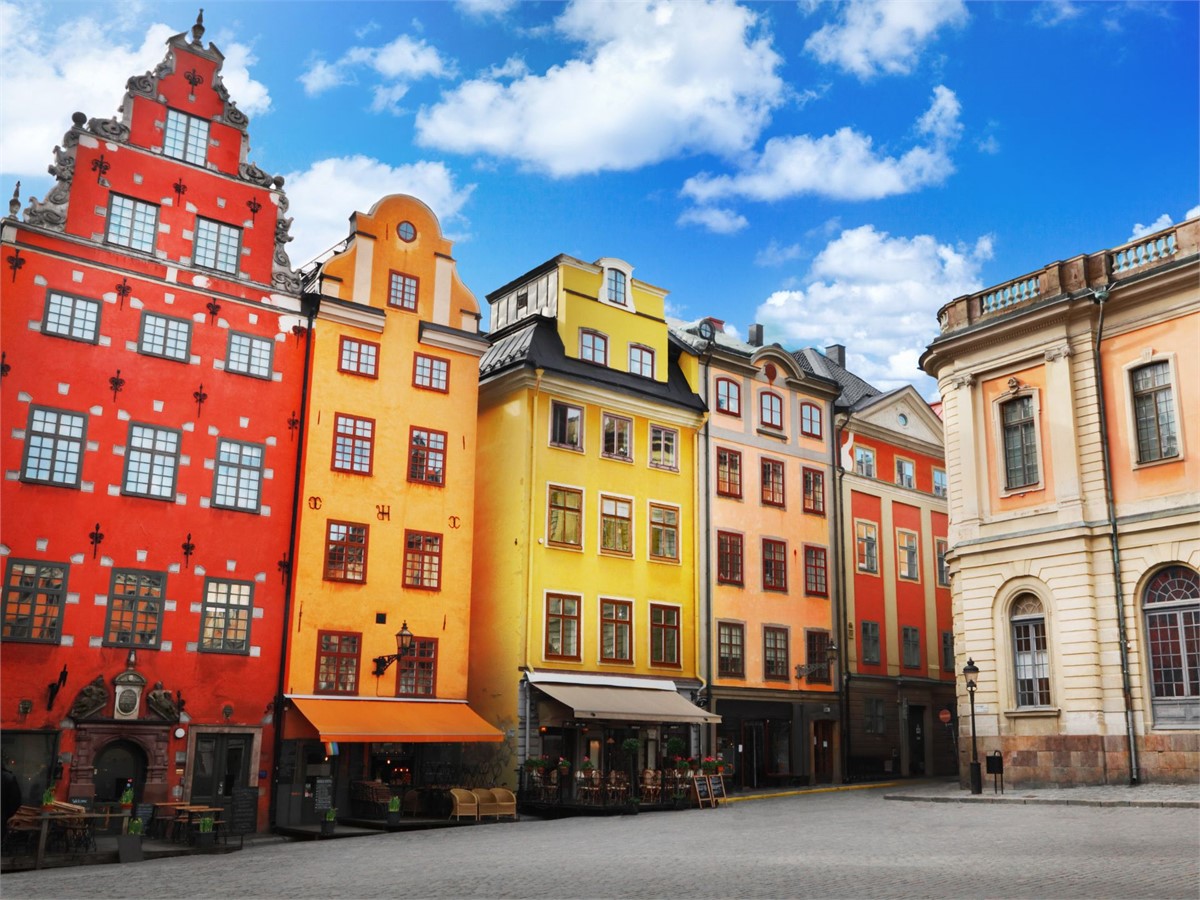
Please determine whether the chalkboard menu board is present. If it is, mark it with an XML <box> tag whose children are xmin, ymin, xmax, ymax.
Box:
<box><xmin>692</xmin><ymin>775</ymin><xmax>713</xmax><ymax>808</ymax></box>
<box><xmin>230</xmin><ymin>786</ymin><xmax>258</xmax><ymax>836</ymax></box>
<box><xmin>708</xmin><ymin>775</ymin><xmax>727</xmax><ymax>804</ymax></box>
<box><xmin>313</xmin><ymin>777</ymin><xmax>333</xmax><ymax>812</ymax></box>
<box><xmin>134</xmin><ymin>803</ymin><xmax>154</xmax><ymax>825</ymax></box>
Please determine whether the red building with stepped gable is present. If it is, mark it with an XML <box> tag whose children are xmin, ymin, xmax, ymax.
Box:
<box><xmin>1</xmin><ymin>13</ymin><xmax>307</xmax><ymax>833</ymax></box>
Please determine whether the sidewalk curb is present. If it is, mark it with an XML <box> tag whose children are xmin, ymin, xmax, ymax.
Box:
<box><xmin>883</xmin><ymin>794</ymin><xmax>1200</xmax><ymax>809</ymax></box>
<box><xmin>723</xmin><ymin>781</ymin><xmax>902</xmax><ymax>804</ymax></box>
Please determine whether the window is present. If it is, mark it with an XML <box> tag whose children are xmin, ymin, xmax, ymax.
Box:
<box><xmin>933</xmin><ymin>468</ymin><xmax>948</xmax><ymax>498</ymax></box>
<box><xmin>602</xmin><ymin>413</ymin><xmax>633</xmax><ymax>461</ymax></box>
<box><xmin>194</xmin><ymin>218</ymin><xmax>241</xmax><ymax>274</ymax></box>
<box><xmin>805</xmin><ymin>631</ymin><xmax>831</xmax><ymax>684</ymax></box>
<box><xmin>854</xmin><ymin>446</ymin><xmax>876</xmax><ymax>478</ymax></box>
<box><xmin>650</xmin><ymin>604</ymin><xmax>680</xmax><ymax>666</ymax></box>
<box><xmin>413</xmin><ymin>354</ymin><xmax>449</xmax><ymax>391</ymax></box>
<box><xmin>22</xmin><ymin>406</ymin><xmax>86</xmax><ymax>488</ymax></box>
<box><xmin>941</xmin><ymin>631</ymin><xmax>955</xmax><ymax>673</ymax></box>
<box><xmin>1142</xmin><ymin>566</ymin><xmax>1199</xmax><ymax>724</ymax></box>
<box><xmin>388</xmin><ymin>271</ymin><xmax>418</xmax><ymax>310</ymax></box>
<box><xmin>397</xmin><ymin>638</ymin><xmax>438</xmax><ymax>697</ymax></box>
<box><xmin>902</xmin><ymin>626</ymin><xmax>921</xmax><ymax>669</ymax></box>
<box><xmin>895</xmin><ymin>457</ymin><xmax>915</xmax><ymax>489</ymax></box>
<box><xmin>607</xmin><ymin>269</ymin><xmax>627</xmax><ymax>305</ymax></box>
<box><xmin>759</xmin><ymin>392</ymin><xmax>782</xmax><ymax>430</ymax></box>
<box><xmin>43</xmin><ymin>291</ymin><xmax>100</xmax><ymax>343</ymax></box>
<box><xmin>104</xmin><ymin>569</ymin><xmax>165</xmax><ymax>648</ymax></box>
<box><xmin>213</xmin><ymin>439</ymin><xmax>264</xmax><ymax>512</ymax></box>
<box><xmin>550</xmin><ymin>401</ymin><xmax>583</xmax><ymax>450</ymax></box>
<box><xmin>856</xmin><ymin>522</ymin><xmax>878</xmax><ymax>573</ymax></box>
<box><xmin>718</xmin><ymin>622</ymin><xmax>745</xmax><ymax>677</ymax></box>
<box><xmin>649</xmin><ymin>425</ymin><xmax>678</xmax><ymax>470</ymax></box>
<box><xmin>864</xmin><ymin>698</ymin><xmax>885</xmax><ymax>734</ymax></box>
<box><xmin>1011</xmin><ymin>594</ymin><xmax>1050</xmax><ymax>706</ymax></box>
<box><xmin>717</xmin><ymin>531</ymin><xmax>743</xmax><ymax>585</ymax></box>
<box><xmin>804</xmin><ymin>546</ymin><xmax>828</xmax><ymax>596</ymax></box>
<box><xmin>763</xmin><ymin>627</ymin><xmax>789</xmax><ymax>680</ymax></box>
<box><xmin>861</xmin><ymin>621</ymin><xmax>881</xmax><ymax>665</ymax></box>
<box><xmin>649</xmin><ymin>504</ymin><xmax>679</xmax><ymax>562</ymax></box>
<box><xmin>547</xmin><ymin>486</ymin><xmax>582</xmax><ymax>548</ymax></box>
<box><xmin>339</xmin><ymin>338</ymin><xmax>379</xmax><ymax>378</ymax></box>
<box><xmin>138</xmin><ymin>312</ymin><xmax>191</xmax><ymax>361</ymax></box>
<box><xmin>316</xmin><ymin>631</ymin><xmax>360</xmax><ymax>694</ymax></box>
<box><xmin>398</xmin><ymin>220</ymin><xmax>416</xmax><ymax>242</ymax></box>
<box><xmin>1001</xmin><ymin>395</ymin><xmax>1039</xmax><ymax>489</ymax></box>
<box><xmin>802</xmin><ymin>468</ymin><xmax>825</xmax><ymax>514</ymax></box>
<box><xmin>600</xmin><ymin>495</ymin><xmax>632</xmax><ymax>555</ymax></box>
<box><xmin>715</xmin><ymin>378</ymin><xmax>741</xmax><ymax>416</ymax></box>
<box><xmin>199</xmin><ymin>579</ymin><xmax>253</xmax><ymax>654</ymax></box>
<box><xmin>629</xmin><ymin>344</ymin><xmax>654</xmax><ymax>378</ymax></box>
<box><xmin>1132</xmin><ymin>361</ymin><xmax>1179</xmax><ymax>463</ymax></box>
<box><xmin>332</xmin><ymin>414</ymin><xmax>375</xmax><ymax>475</ymax></box>
<box><xmin>227</xmin><ymin>332</ymin><xmax>273</xmax><ymax>379</ymax></box>
<box><xmin>107</xmin><ymin>195</ymin><xmax>158</xmax><ymax>253</ymax></box>
<box><xmin>163</xmin><ymin>109</ymin><xmax>209</xmax><ymax>165</ymax></box>
<box><xmin>403</xmin><ymin>531</ymin><xmax>442</xmax><ymax>590</ymax></box>
<box><xmin>546</xmin><ymin>594</ymin><xmax>580</xmax><ymax>660</ymax></box>
<box><xmin>581</xmin><ymin>330</ymin><xmax>608</xmax><ymax>365</ymax></box>
<box><xmin>897</xmin><ymin>530</ymin><xmax>919</xmax><ymax>581</ymax></box>
<box><xmin>600</xmin><ymin>599</ymin><xmax>632</xmax><ymax>663</ymax></box>
<box><xmin>762</xmin><ymin>539</ymin><xmax>788</xmax><ymax>592</ymax></box>
<box><xmin>122</xmin><ymin>423</ymin><xmax>181</xmax><ymax>500</ymax></box>
<box><xmin>408</xmin><ymin>427</ymin><xmax>446</xmax><ymax>485</ymax></box>
<box><xmin>716</xmin><ymin>448</ymin><xmax>742</xmax><ymax>498</ymax></box>
<box><xmin>2</xmin><ymin>560</ymin><xmax>67</xmax><ymax>643</ymax></box>
<box><xmin>324</xmin><ymin>520</ymin><xmax>367</xmax><ymax>583</ymax></box>
<box><xmin>936</xmin><ymin>539</ymin><xmax>950</xmax><ymax>587</ymax></box>
<box><xmin>800</xmin><ymin>402</ymin><xmax>822</xmax><ymax>438</ymax></box>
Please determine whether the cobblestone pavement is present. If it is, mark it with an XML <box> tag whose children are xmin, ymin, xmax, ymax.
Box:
<box><xmin>5</xmin><ymin>782</ymin><xmax>1197</xmax><ymax>899</ymax></box>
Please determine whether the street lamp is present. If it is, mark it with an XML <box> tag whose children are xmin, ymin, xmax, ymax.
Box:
<box><xmin>372</xmin><ymin>621</ymin><xmax>415</xmax><ymax>676</ymax></box>
<box><xmin>962</xmin><ymin>657</ymin><xmax>981</xmax><ymax>794</ymax></box>
<box><xmin>795</xmin><ymin>641</ymin><xmax>839</xmax><ymax>680</ymax></box>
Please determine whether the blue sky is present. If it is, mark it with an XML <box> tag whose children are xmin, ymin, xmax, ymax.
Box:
<box><xmin>2</xmin><ymin>0</ymin><xmax>1196</xmax><ymax>395</ymax></box>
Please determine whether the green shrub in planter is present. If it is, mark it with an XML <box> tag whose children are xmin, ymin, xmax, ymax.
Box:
<box><xmin>128</xmin><ymin>817</ymin><xmax>144</xmax><ymax>835</ymax></box>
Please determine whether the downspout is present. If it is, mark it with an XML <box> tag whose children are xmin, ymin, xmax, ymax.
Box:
<box><xmin>1091</xmin><ymin>284</ymin><xmax>1140</xmax><ymax>785</ymax></box>
<box><xmin>832</xmin><ymin>411</ymin><xmax>851</xmax><ymax>782</ymax></box>
<box><xmin>523</xmin><ymin>368</ymin><xmax>544</xmax><ymax>754</ymax></box>
<box><xmin>700</xmin><ymin>350</ymin><xmax>714</xmax><ymax>755</ymax></box>
<box><xmin>270</xmin><ymin>290</ymin><xmax>318</xmax><ymax>831</ymax></box>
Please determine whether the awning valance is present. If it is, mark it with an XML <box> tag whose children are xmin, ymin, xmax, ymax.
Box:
<box><xmin>288</xmin><ymin>697</ymin><xmax>503</xmax><ymax>743</ymax></box>
<box><xmin>534</xmin><ymin>683</ymin><xmax>720</xmax><ymax>724</ymax></box>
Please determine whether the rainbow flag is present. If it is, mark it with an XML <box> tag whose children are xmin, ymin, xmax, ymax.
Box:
<box><xmin>324</xmin><ymin>741</ymin><xmax>339</xmax><ymax>756</ymax></box>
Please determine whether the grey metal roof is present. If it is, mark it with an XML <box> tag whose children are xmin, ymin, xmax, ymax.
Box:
<box><xmin>792</xmin><ymin>348</ymin><xmax>881</xmax><ymax>410</ymax></box>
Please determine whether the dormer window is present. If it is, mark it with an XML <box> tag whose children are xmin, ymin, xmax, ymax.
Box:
<box><xmin>607</xmin><ymin>270</ymin><xmax>627</xmax><ymax>306</ymax></box>
<box><xmin>164</xmin><ymin>110</ymin><xmax>209</xmax><ymax>166</ymax></box>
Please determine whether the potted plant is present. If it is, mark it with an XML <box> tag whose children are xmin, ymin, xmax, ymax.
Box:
<box><xmin>556</xmin><ymin>756</ymin><xmax>571</xmax><ymax>774</ymax></box>
<box><xmin>127</xmin><ymin>817</ymin><xmax>144</xmax><ymax>835</ymax></box>
<box><xmin>321</xmin><ymin>806</ymin><xmax>336</xmax><ymax>835</ymax></box>
<box><xmin>42</xmin><ymin>786</ymin><xmax>56</xmax><ymax>809</ymax></box>
<box><xmin>580</xmin><ymin>756</ymin><xmax>595</xmax><ymax>773</ymax></box>
<box><xmin>523</xmin><ymin>756</ymin><xmax>545</xmax><ymax>772</ymax></box>
<box><xmin>195</xmin><ymin>815</ymin><xmax>216</xmax><ymax>848</ymax></box>
<box><xmin>119</xmin><ymin>786</ymin><xmax>134</xmax><ymax>809</ymax></box>
<box><xmin>701</xmin><ymin>756</ymin><xmax>719</xmax><ymax>774</ymax></box>
<box><xmin>665</xmin><ymin>737</ymin><xmax>687</xmax><ymax>761</ymax></box>
<box><xmin>118</xmin><ymin>816</ymin><xmax>145</xmax><ymax>862</ymax></box>
<box><xmin>386</xmin><ymin>794</ymin><xmax>402</xmax><ymax>827</ymax></box>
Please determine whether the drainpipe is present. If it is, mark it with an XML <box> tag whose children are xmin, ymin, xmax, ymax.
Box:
<box><xmin>523</xmin><ymin>369</ymin><xmax>544</xmax><ymax>745</ymax></box>
<box><xmin>699</xmin><ymin>348</ymin><xmax>715</xmax><ymax>754</ymax></box>
<box><xmin>832</xmin><ymin>411</ymin><xmax>851</xmax><ymax>782</ymax></box>
<box><xmin>269</xmin><ymin>290</ymin><xmax>318</xmax><ymax>831</ymax></box>
<box><xmin>1091</xmin><ymin>284</ymin><xmax>1140</xmax><ymax>785</ymax></box>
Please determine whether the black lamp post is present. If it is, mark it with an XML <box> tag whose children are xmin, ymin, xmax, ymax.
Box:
<box><xmin>794</xmin><ymin>641</ymin><xmax>839</xmax><ymax>680</ymax></box>
<box><xmin>962</xmin><ymin>657</ymin><xmax>982</xmax><ymax>794</ymax></box>
<box><xmin>372</xmin><ymin>621</ymin><xmax>415</xmax><ymax>676</ymax></box>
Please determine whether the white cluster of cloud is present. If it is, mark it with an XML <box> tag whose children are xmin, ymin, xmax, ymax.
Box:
<box><xmin>299</xmin><ymin>34</ymin><xmax>454</xmax><ymax>114</ymax></box>
<box><xmin>1128</xmin><ymin>205</ymin><xmax>1200</xmax><ymax>242</ymax></box>
<box><xmin>804</xmin><ymin>0</ymin><xmax>968</xmax><ymax>80</ymax></box>
<box><xmin>415</xmin><ymin>0</ymin><xmax>785</xmax><ymax>176</ymax></box>
<box><xmin>0</xmin><ymin>3</ymin><xmax>271</xmax><ymax>180</ymax></box>
<box><xmin>754</xmin><ymin>224</ymin><xmax>993</xmax><ymax>392</ymax></box>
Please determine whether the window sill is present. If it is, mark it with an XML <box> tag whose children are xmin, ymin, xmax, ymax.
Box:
<box><xmin>1003</xmin><ymin>707</ymin><xmax>1061</xmax><ymax>719</ymax></box>
<box><xmin>756</xmin><ymin>427</ymin><xmax>788</xmax><ymax>442</ymax></box>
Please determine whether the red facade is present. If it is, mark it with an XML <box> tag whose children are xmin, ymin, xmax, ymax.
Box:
<box><xmin>1</xmin><ymin>17</ymin><xmax>305</xmax><ymax>831</ymax></box>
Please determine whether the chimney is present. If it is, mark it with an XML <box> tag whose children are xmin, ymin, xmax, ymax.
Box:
<box><xmin>825</xmin><ymin>343</ymin><xmax>845</xmax><ymax>367</ymax></box>
<box><xmin>748</xmin><ymin>324</ymin><xmax>764</xmax><ymax>347</ymax></box>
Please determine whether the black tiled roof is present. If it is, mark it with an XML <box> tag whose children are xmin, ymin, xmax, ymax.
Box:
<box><xmin>792</xmin><ymin>348</ymin><xmax>881</xmax><ymax>410</ymax></box>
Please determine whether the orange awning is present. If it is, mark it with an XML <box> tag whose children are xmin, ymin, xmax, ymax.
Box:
<box><xmin>288</xmin><ymin>697</ymin><xmax>503</xmax><ymax>743</ymax></box>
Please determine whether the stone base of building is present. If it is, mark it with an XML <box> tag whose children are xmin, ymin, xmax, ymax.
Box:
<box><xmin>961</xmin><ymin>732</ymin><xmax>1198</xmax><ymax>788</ymax></box>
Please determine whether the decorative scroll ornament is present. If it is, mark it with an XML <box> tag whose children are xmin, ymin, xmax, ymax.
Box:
<box><xmin>949</xmin><ymin>373</ymin><xmax>975</xmax><ymax>391</ymax></box>
<box><xmin>8</xmin><ymin>181</ymin><xmax>19</xmax><ymax>217</ymax></box>
<box><xmin>24</xmin><ymin>115</ymin><xmax>83</xmax><ymax>229</ymax></box>
<box><xmin>238</xmin><ymin>162</ymin><xmax>277</xmax><ymax>188</ymax></box>
<box><xmin>86</xmin><ymin>116</ymin><xmax>130</xmax><ymax>142</ymax></box>
<box><xmin>1044</xmin><ymin>344</ymin><xmax>1072</xmax><ymax>362</ymax></box>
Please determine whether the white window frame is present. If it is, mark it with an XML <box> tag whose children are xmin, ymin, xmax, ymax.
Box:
<box><xmin>896</xmin><ymin>529</ymin><xmax>919</xmax><ymax>581</ymax></box>
<box><xmin>854</xmin><ymin>446</ymin><xmax>875</xmax><ymax>478</ymax></box>
<box><xmin>855</xmin><ymin>520</ymin><xmax>878</xmax><ymax>575</ymax></box>
<box><xmin>933</xmin><ymin>467</ymin><xmax>948</xmax><ymax>498</ymax></box>
<box><xmin>649</xmin><ymin>424</ymin><xmax>678</xmax><ymax>471</ymax></box>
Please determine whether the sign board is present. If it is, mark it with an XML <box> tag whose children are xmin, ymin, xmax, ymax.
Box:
<box><xmin>69</xmin><ymin>796</ymin><xmax>93</xmax><ymax>810</ymax></box>
<box><xmin>938</xmin><ymin>708</ymin><xmax>953</xmax><ymax>724</ymax></box>
<box><xmin>708</xmin><ymin>775</ymin><xmax>727</xmax><ymax>804</ymax></box>
<box><xmin>691</xmin><ymin>775</ymin><xmax>713</xmax><ymax>809</ymax></box>
<box><xmin>313</xmin><ymin>777</ymin><xmax>333</xmax><ymax>812</ymax></box>
<box><xmin>133</xmin><ymin>802</ymin><xmax>153</xmax><ymax>825</ymax></box>
<box><xmin>230</xmin><ymin>786</ymin><xmax>258</xmax><ymax>836</ymax></box>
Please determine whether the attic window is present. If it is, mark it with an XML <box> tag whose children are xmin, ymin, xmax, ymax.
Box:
<box><xmin>397</xmin><ymin>221</ymin><xmax>416</xmax><ymax>243</ymax></box>
<box><xmin>516</xmin><ymin>292</ymin><xmax>528</xmax><ymax>314</ymax></box>
<box><xmin>164</xmin><ymin>110</ymin><xmax>208</xmax><ymax>166</ymax></box>
<box><xmin>607</xmin><ymin>270</ymin><xmax>627</xmax><ymax>306</ymax></box>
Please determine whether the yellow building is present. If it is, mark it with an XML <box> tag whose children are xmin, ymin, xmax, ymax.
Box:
<box><xmin>470</xmin><ymin>256</ymin><xmax>716</xmax><ymax>801</ymax></box>
<box><xmin>277</xmin><ymin>196</ymin><xmax>499</xmax><ymax>828</ymax></box>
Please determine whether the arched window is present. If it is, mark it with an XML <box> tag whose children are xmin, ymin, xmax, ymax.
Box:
<box><xmin>1011</xmin><ymin>594</ymin><xmax>1050</xmax><ymax>707</ymax></box>
<box><xmin>715</xmin><ymin>378</ymin><xmax>740</xmax><ymax>416</ymax></box>
<box><xmin>607</xmin><ymin>270</ymin><xmax>627</xmax><ymax>305</ymax></box>
<box><xmin>1143</xmin><ymin>565</ymin><xmax>1200</xmax><ymax>725</ymax></box>
<box><xmin>759</xmin><ymin>391</ymin><xmax>782</xmax><ymax>430</ymax></box>
<box><xmin>801</xmin><ymin>402</ymin><xmax>822</xmax><ymax>438</ymax></box>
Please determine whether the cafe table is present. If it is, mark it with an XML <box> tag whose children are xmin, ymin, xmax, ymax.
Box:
<box><xmin>173</xmin><ymin>805</ymin><xmax>224</xmax><ymax>844</ymax></box>
<box><xmin>33</xmin><ymin>808</ymin><xmax>130</xmax><ymax>870</ymax></box>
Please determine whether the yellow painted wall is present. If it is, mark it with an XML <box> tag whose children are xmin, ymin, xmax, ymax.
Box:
<box><xmin>558</xmin><ymin>267</ymin><xmax>670</xmax><ymax>382</ymax></box>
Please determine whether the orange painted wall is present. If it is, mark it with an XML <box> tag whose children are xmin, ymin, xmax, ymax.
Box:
<box><xmin>981</xmin><ymin>364</ymin><xmax>1054</xmax><ymax>511</ymax></box>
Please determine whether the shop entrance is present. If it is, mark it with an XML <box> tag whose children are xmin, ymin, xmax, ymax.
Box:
<box><xmin>93</xmin><ymin>740</ymin><xmax>146</xmax><ymax>803</ymax></box>
<box><xmin>812</xmin><ymin>721</ymin><xmax>834</xmax><ymax>784</ymax></box>
<box><xmin>189</xmin><ymin>733</ymin><xmax>253</xmax><ymax>816</ymax></box>
<box><xmin>907</xmin><ymin>705</ymin><xmax>926</xmax><ymax>776</ymax></box>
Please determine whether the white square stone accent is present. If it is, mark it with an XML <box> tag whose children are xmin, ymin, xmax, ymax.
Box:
<box><xmin>36</xmin><ymin>538</ymin><xmax>48</xmax><ymax>551</ymax></box>
<box><xmin>153</xmin><ymin>400</ymin><xmax>164</xmax><ymax>412</ymax></box>
<box><xmin>67</xmin><ymin>592</ymin><xmax>80</xmax><ymax>604</ymax></box>
<box><xmin>136</xmin><ymin>549</ymin><xmax>147</xmax><ymax>562</ymax></box>
<box><xmin>226</xmin><ymin>560</ymin><xmax>236</xmax><ymax>572</ymax></box>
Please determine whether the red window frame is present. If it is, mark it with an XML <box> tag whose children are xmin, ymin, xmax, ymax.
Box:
<box><xmin>315</xmin><ymin>630</ymin><xmax>360</xmax><ymax>694</ymax></box>
<box><xmin>802</xmin><ymin>467</ymin><xmax>825</xmax><ymax>514</ymax></box>
<box><xmin>629</xmin><ymin>344</ymin><xmax>655</xmax><ymax>378</ymax></box>
<box><xmin>804</xmin><ymin>545</ymin><xmax>828</xmax><ymax>596</ymax></box>
<box><xmin>715</xmin><ymin>377</ymin><xmax>741</xmax><ymax>416</ymax></box>
<box><xmin>650</xmin><ymin>603</ymin><xmax>681</xmax><ymax>667</ymax></box>
<box><xmin>716</xmin><ymin>447</ymin><xmax>742</xmax><ymax>498</ymax></box>
<box><xmin>332</xmin><ymin>413</ymin><xmax>375</xmax><ymax>475</ymax></box>
<box><xmin>388</xmin><ymin>270</ymin><xmax>418</xmax><ymax>311</ymax></box>
<box><xmin>600</xmin><ymin>598</ymin><xmax>633</xmax><ymax>664</ymax></box>
<box><xmin>413</xmin><ymin>353</ymin><xmax>450</xmax><ymax>392</ymax></box>
<box><xmin>403</xmin><ymin>530</ymin><xmax>442</xmax><ymax>590</ymax></box>
<box><xmin>546</xmin><ymin>593</ymin><xmax>581</xmax><ymax>661</ymax></box>
<box><xmin>717</xmin><ymin>531</ymin><xmax>744</xmax><ymax>585</ymax></box>
<box><xmin>408</xmin><ymin>427</ymin><xmax>447</xmax><ymax>486</ymax></box>
<box><xmin>761</xmin><ymin>458</ymin><xmax>785</xmax><ymax>507</ymax></box>
<box><xmin>547</xmin><ymin>485</ymin><xmax>583</xmax><ymax>548</ymax></box>
<box><xmin>763</xmin><ymin>626</ymin><xmax>789</xmax><ymax>681</ymax></box>
<box><xmin>324</xmin><ymin>520</ymin><xmax>368</xmax><ymax>583</ymax></box>
<box><xmin>338</xmin><ymin>337</ymin><xmax>379</xmax><ymax>378</ymax></box>
<box><xmin>396</xmin><ymin>637</ymin><xmax>438</xmax><ymax>697</ymax></box>
<box><xmin>718</xmin><ymin>621</ymin><xmax>744</xmax><ymax>677</ymax></box>
<box><xmin>805</xmin><ymin>630</ymin><xmax>832</xmax><ymax>684</ymax></box>
<box><xmin>759</xmin><ymin>391</ymin><xmax>783</xmax><ymax>430</ymax></box>
<box><xmin>600</xmin><ymin>494</ymin><xmax>633</xmax><ymax>556</ymax></box>
<box><xmin>801</xmin><ymin>402</ymin><xmax>823</xmax><ymax>438</ymax></box>
<box><xmin>762</xmin><ymin>538</ymin><xmax>788</xmax><ymax>592</ymax></box>
<box><xmin>648</xmin><ymin>503</ymin><xmax>680</xmax><ymax>562</ymax></box>
<box><xmin>581</xmin><ymin>330</ymin><xmax>608</xmax><ymax>365</ymax></box>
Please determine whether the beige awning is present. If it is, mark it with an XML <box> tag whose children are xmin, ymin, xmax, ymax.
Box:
<box><xmin>535</xmin><ymin>682</ymin><xmax>720</xmax><ymax>724</ymax></box>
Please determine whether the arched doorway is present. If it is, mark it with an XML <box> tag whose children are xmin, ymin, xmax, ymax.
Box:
<box><xmin>93</xmin><ymin>740</ymin><xmax>147</xmax><ymax>803</ymax></box>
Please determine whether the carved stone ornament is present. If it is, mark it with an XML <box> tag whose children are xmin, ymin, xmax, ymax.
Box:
<box><xmin>68</xmin><ymin>675</ymin><xmax>109</xmax><ymax>721</ymax></box>
<box><xmin>87</xmin><ymin>116</ymin><xmax>131</xmax><ymax>143</ymax></box>
<box><xmin>949</xmin><ymin>373</ymin><xmax>975</xmax><ymax>391</ymax></box>
<box><xmin>146</xmin><ymin>681</ymin><xmax>180</xmax><ymax>722</ymax></box>
<box><xmin>125</xmin><ymin>72</ymin><xmax>157</xmax><ymax>98</ymax></box>
<box><xmin>1044</xmin><ymin>344</ymin><xmax>1072</xmax><ymax>362</ymax></box>
<box><xmin>238</xmin><ymin>162</ymin><xmax>276</xmax><ymax>188</ymax></box>
<box><xmin>24</xmin><ymin>115</ymin><xmax>84</xmax><ymax>230</ymax></box>
<box><xmin>1007</xmin><ymin>376</ymin><xmax>1022</xmax><ymax>394</ymax></box>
